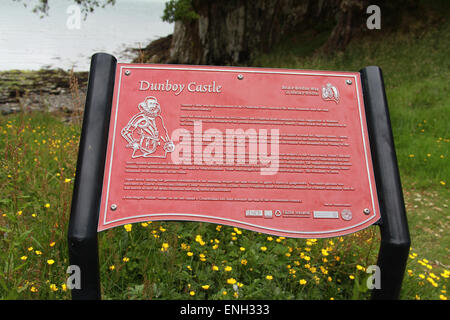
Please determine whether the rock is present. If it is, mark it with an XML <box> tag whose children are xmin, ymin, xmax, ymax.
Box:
<box><xmin>0</xmin><ymin>69</ymin><xmax>88</xmax><ymax>116</ymax></box>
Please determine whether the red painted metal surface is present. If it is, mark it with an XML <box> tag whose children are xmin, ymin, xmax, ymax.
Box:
<box><xmin>98</xmin><ymin>64</ymin><xmax>380</xmax><ymax>238</ymax></box>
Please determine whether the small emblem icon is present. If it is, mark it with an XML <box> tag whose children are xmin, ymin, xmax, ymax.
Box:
<box><xmin>322</xmin><ymin>83</ymin><xmax>340</xmax><ymax>103</ymax></box>
<box><xmin>121</xmin><ymin>96</ymin><xmax>175</xmax><ymax>158</ymax></box>
<box><xmin>341</xmin><ymin>209</ymin><xmax>352</xmax><ymax>221</ymax></box>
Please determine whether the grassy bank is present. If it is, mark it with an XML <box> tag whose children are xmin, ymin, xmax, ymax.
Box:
<box><xmin>0</xmin><ymin>21</ymin><xmax>448</xmax><ymax>300</ymax></box>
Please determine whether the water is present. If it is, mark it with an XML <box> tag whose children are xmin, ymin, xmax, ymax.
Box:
<box><xmin>0</xmin><ymin>0</ymin><xmax>173</xmax><ymax>71</ymax></box>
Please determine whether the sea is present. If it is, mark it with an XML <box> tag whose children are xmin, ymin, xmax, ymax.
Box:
<box><xmin>0</xmin><ymin>0</ymin><xmax>173</xmax><ymax>71</ymax></box>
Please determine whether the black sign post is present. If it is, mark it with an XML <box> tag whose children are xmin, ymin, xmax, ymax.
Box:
<box><xmin>67</xmin><ymin>53</ymin><xmax>117</xmax><ymax>299</ymax></box>
<box><xmin>67</xmin><ymin>54</ymin><xmax>410</xmax><ymax>300</ymax></box>
<box><xmin>360</xmin><ymin>66</ymin><xmax>411</xmax><ymax>299</ymax></box>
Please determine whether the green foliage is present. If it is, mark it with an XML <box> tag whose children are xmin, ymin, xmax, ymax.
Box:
<box><xmin>13</xmin><ymin>0</ymin><xmax>116</xmax><ymax>17</ymax></box>
<box><xmin>162</xmin><ymin>0</ymin><xmax>199</xmax><ymax>23</ymax></box>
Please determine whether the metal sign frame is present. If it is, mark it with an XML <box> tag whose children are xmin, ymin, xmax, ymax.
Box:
<box><xmin>67</xmin><ymin>53</ymin><xmax>410</xmax><ymax>300</ymax></box>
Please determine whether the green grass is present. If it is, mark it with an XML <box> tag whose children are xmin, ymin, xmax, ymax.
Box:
<box><xmin>0</xmin><ymin>21</ymin><xmax>449</xmax><ymax>300</ymax></box>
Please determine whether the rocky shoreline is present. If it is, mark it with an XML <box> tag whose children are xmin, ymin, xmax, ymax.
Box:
<box><xmin>0</xmin><ymin>34</ymin><xmax>177</xmax><ymax>118</ymax></box>
<box><xmin>0</xmin><ymin>69</ymin><xmax>89</xmax><ymax>116</ymax></box>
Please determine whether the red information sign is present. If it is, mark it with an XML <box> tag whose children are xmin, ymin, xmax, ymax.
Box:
<box><xmin>98</xmin><ymin>64</ymin><xmax>380</xmax><ymax>238</ymax></box>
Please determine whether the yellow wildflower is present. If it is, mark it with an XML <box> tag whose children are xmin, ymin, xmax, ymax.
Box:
<box><xmin>47</xmin><ymin>259</ymin><xmax>55</xmax><ymax>265</ymax></box>
<box><xmin>266</xmin><ymin>275</ymin><xmax>273</xmax><ymax>280</ymax></box>
<box><xmin>224</xmin><ymin>266</ymin><xmax>232</xmax><ymax>272</ymax></box>
<box><xmin>233</xmin><ymin>227</ymin><xmax>242</xmax><ymax>235</ymax></box>
<box><xmin>227</xmin><ymin>278</ymin><xmax>236</xmax><ymax>285</ymax></box>
<box><xmin>49</xmin><ymin>284</ymin><xmax>58</xmax><ymax>292</ymax></box>
<box><xmin>299</xmin><ymin>279</ymin><xmax>307</xmax><ymax>285</ymax></box>
<box><xmin>189</xmin><ymin>291</ymin><xmax>195</xmax><ymax>296</ymax></box>
<box><xmin>201</xmin><ymin>285</ymin><xmax>210</xmax><ymax>290</ymax></box>
<box><xmin>20</xmin><ymin>256</ymin><xmax>27</xmax><ymax>261</ymax></box>
<box><xmin>260</xmin><ymin>246</ymin><xmax>267</xmax><ymax>252</ymax></box>
<box><xmin>124</xmin><ymin>224</ymin><xmax>132</xmax><ymax>232</ymax></box>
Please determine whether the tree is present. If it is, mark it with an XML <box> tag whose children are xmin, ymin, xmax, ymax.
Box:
<box><xmin>18</xmin><ymin>0</ymin><xmax>423</xmax><ymax>66</ymax></box>
<box><xmin>13</xmin><ymin>0</ymin><xmax>115</xmax><ymax>17</ymax></box>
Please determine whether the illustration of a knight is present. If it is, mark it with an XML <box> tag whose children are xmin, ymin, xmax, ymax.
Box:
<box><xmin>121</xmin><ymin>96</ymin><xmax>175</xmax><ymax>158</ymax></box>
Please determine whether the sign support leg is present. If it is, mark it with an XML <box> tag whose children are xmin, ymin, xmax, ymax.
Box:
<box><xmin>360</xmin><ymin>66</ymin><xmax>411</xmax><ymax>300</ymax></box>
<box><xmin>67</xmin><ymin>53</ymin><xmax>117</xmax><ymax>299</ymax></box>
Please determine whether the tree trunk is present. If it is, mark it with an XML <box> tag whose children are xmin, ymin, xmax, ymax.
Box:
<box><xmin>321</xmin><ymin>0</ymin><xmax>368</xmax><ymax>53</ymax></box>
